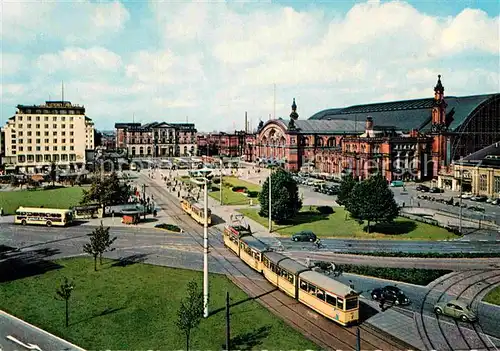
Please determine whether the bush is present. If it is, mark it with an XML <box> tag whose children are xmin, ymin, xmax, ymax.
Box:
<box><xmin>338</xmin><ymin>264</ymin><xmax>451</xmax><ymax>286</ymax></box>
<box><xmin>155</xmin><ymin>223</ymin><xmax>181</xmax><ymax>232</ymax></box>
<box><xmin>246</xmin><ymin>190</ymin><xmax>259</xmax><ymax>198</ymax></box>
<box><xmin>232</xmin><ymin>186</ymin><xmax>247</xmax><ymax>193</ymax></box>
<box><xmin>316</xmin><ymin>206</ymin><xmax>334</xmax><ymax>215</ymax></box>
<box><xmin>212</xmin><ymin>178</ymin><xmax>221</xmax><ymax>184</ymax></box>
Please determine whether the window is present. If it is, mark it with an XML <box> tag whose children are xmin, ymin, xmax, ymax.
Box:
<box><xmin>36</xmin><ymin>132</ymin><xmax>40</xmax><ymax>136</ymax></box>
<box><xmin>337</xmin><ymin>297</ymin><xmax>344</xmax><ymax>309</ymax></box>
<box><xmin>479</xmin><ymin>174</ymin><xmax>488</xmax><ymax>191</ymax></box>
<box><xmin>18</xmin><ymin>116</ymin><xmax>23</xmax><ymax>121</ymax></box>
<box><xmin>27</xmin><ymin>155</ymin><xmax>34</xmax><ymax>162</ymax></box>
<box><xmin>45</xmin><ymin>146</ymin><xmax>49</xmax><ymax>151</ymax></box>
<box><xmin>326</xmin><ymin>294</ymin><xmax>337</xmax><ymax>306</ymax></box>
<box><xmin>28</xmin><ymin>146</ymin><xmax>32</xmax><ymax>151</ymax></box>
<box><xmin>70</xmin><ymin>146</ymin><xmax>74</xmax><ymax>151</ymax></box>
<box><xmin>27</xmin><ymin>124</ymin><xmax>32</xmax><ymax>128</ymax></box>
<box><xmin>44</xmin><ymin>139</ymin><xmax>49</xmax><ymax>143</ymax></box>
<box><xmin>70</xmin><ymin>124</ymin><xmax>74</xmax><ymax>129</ymax></box>
<box><xmin>53</xmin><ymin>131</ymin><xmax>57</xmax><ymax>136</ymax></box>
<box><xmin>44</xmin><ymin>131</ymin><xmax>49</xmax><ymax>136</ymax></box>
<box><xmin>62</xmin><ymin>131</ymin><xmax>66</xmax><ymax>136</ymax></box>
<box><xmin>70</xmin><ymin>131</ymin><xmax>74</xmax><ymax>136</ymax></box>
<box><xmin>17</xmin><ymin>155</ymin><xmax>26</xmax><ymax>163</ymax></box>
<box><xmin>18</xmin><ymin>146</ymin><xmax>24</xmax><ymax>151</ymax></box>
<box><xmin>62</xmin><ymin>139</ymin><xmax>66</xmax><ymax>143</ymax></box>
<box><xmin>27</xmin><ymin>131</ymin><xmax>32</xmax><ymax>136</ymax></box>
<box><xmin>18</xmin><ymin>131</ymin><xmax>23</xmax><ymax>136</ymax></box>
<box><xmin>308</xmin><ymin>283</ymin><xmax>317</xmax><ymax>294</ymax></box>
<box><xmin>44</xmin><ymin>155</ymin><xmax>51</xmax><ymax>161</ymax></box>
<box><xmin>61</xmin><ymin>154</ymin><xmax>68</xmax><ymax>161</ymax></box>
<box><xmin>18</xmin><ymin>124</ymin><xmax>22</xmax><ymax>128</ymax></box>
<box><xmin>53</xmin><ymin>146</ymin><xmax>58</xmax><ymax>151</ymax></box>
<box><xmin>27</xmin><ymin>139</ymin><xmax>32</xmax><ymax>144</ymax></box>
<box><xmin>61</xmin><ymin>117</ymin><xmax>65</xmax><ymax>121</ymax></box>
<box><xmin>494</xmin><ymin>176</ymin><xmax>500</xmax><ymax>194</ymax></box>
<box><xmin>28</xmin><ymin>116</ymin><xmax>32</xmax><ymax>121</ymax></box>
<box><xmin>36</xmin><ymin>154</ymin><xmax>42</xmax><ymax>162</ymax></box>
<box><xmin>345</xmin><ymin>298</ymin><xmax>358</xmax><ymax>310</ymax></box>
<box><xmin>53</xmin><ymin>139</ymin><xmax>57</xmax><ymax>143</ymax></box>
<box><xmin>44</xmin><ymin>116</ymin><xmax>48</xmax><ymax>121</ymax></box>
<box><xmin>53</xmin><ymin>154</ymin><xmax>60</xmax><ymax>162</ymax></box>
<box><xmin>300</xmin><ymin>280</ymin><xmax>308</xmax><ymax>291</ymax></box>
<box><xmin>62</xmin><ymin>146</ymin><xmax>66</xmax><ymax>151</ymax></box>
<box><xmin>53</xmin><ymin>124</ymin><xmax>57</xmax><ymax>128</ymax></box>
<box><xmin>44</xmin><ymin>124</ymin><xmax>49</xmax><ymax>129</ymax></box>
<box><xmin>62</xmin><ymin>124</ymin><xmax>66</xmax><ymax>128</ymax></box>
<box><xmin>18</xmin><ymin>139</ymin><xmax>23</xmax><ymax>144</ymax></box>
<box><xmin>316</xmin><ymin>289</ymin><xmax>325</xmax><ymax>301</ymax></box>
<box><xmin>36</xmin><ymin>139</ymin><xmax>40</xmax><ymax>144</ymax></box>
<box><xmin>36</xmin><ymin>116</ymin><xmax>40</xmax><ymax>121</ymax></box>
<box><xmin>70</xmin><ymin>139</ymin><xmax>74</xmax><ymax>143</ymax></box>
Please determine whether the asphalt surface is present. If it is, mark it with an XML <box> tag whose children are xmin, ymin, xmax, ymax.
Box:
<box><xmin>0</xmin><ymin>311</ymin><xmax>83</xmax><ymax>351</ymax></box>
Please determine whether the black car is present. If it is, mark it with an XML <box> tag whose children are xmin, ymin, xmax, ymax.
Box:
<box><xmin>371</xmin><ymin>286</ymin><xmax>410</xmax><ymax>305</ymax></box>
<box><xmin>291</xmin><ymin>230</ymin><xmax>317</xmax><ymax>242</ymax></box>
<box><xmin>416</xmin><ymin>185</ymin><xmax>430</xmax><ymax>192</ymax></box>
<box><xmin>429</xmin><ymin>187</ymin><xmax>444</xmax><ymax>193</ymax></box>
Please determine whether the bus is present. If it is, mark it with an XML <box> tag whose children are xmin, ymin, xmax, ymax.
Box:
<box><xmin>15</xmin><ymin>207</ymin><xmax>74</xmax><ymax>227</ymax></box>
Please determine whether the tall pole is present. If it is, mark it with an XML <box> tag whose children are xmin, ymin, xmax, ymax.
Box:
<box><xmin>203</xmin><ymin>179</ymin><xmax>209</xmax><ymax>318</ymax></box>
<box><xmin>226</xmin><ymin>291</ymin><xmax>230</xmax><ymax>351</ymax></box>
<box><xmin>273</xmin><ymin>84</ymin><xmax>276</xmax><ymax>119</ymax></box>
<box><xmin>220</xmin><ymin>159</ymin><xmax>223</xmax><ymax>205</ymax></box>
<box><xmin>268</xmin><ymin>167</ymin><xmax>272</xmax><ymax>233</ymax></box>
<box><xmin>459</xmin><ymin>163</ymin><xmax>463</xmax><ymax>234</ymax></box>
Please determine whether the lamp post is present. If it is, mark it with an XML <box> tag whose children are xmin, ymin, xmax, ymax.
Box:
<box><xmin>268</xmin><ymin>165</ymin><xmax>272</xmax><ymax>233</ymax></box>
<box><xmin>219</xmin><ymin>158</ymin><xmax>223</xmax><ymax>205</ymax></box>
<box><xmin>459</xmin><ymin>164</ymin><xmax>463</xmax><ymax>234</ymax></box>
<box><xmin>203</xmin><ymin>176</ymin><xmax>209</xmax><ymax>318</ymax></box>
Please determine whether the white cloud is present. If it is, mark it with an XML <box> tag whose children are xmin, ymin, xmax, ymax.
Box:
<box><xmin>0</xmin><ymin>0</ymin><xmax>129</xmax><ymax>44</ymax></box>
<box><xmin>35</xmin><ymin>47</ymin><xmax>123</xmax><ymax>77</ymax></box>
<box><xmin>0</xmin><ymin>54</ymin><xmax>27</xmax><ymax>76</ymax></box>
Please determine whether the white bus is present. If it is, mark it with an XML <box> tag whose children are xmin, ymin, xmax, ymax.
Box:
<box><xmin>15</xmin><ymin>207</ymin><xmax>74</xmax><ymax>227</ymax></box>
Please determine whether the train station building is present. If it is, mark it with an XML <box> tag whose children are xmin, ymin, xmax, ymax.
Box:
<box><xmin>250</xmin><ymin>76</ymin><xmax>500</xmax><ymax>182</ymax></box>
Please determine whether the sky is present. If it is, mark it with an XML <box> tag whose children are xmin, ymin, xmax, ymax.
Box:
<box><xmin>1</xmin><ymin>0</ymin><xmax>499</xmax><ymax>133</ymax></box>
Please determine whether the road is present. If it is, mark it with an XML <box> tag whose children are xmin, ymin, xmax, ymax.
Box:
<box><xmin>0</xmin><ymin>310</ymin><xmax>84</xmax><ymax>351</ymax></box>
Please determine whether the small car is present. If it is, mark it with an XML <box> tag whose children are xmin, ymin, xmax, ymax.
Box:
<box><xmin>430</xmin><ymin>187</ymin><xmax>444</xmax><ymax>193</ymax></box>
<box><xmin>291</xmin><ymin>230</ymin><xmax>317</xmax><ymax>242</ymax></box>
<box><xmin>371</xmin><ymin>286</ymin><xmax>411</xmax><ymax>305</ymax></box>
<box><xmin>416</xmin><ymin>185</ymin><xmax>430</xmax><ymax>192</ymax></box>
<box><xmin>434</xmin><ymin>299</ymin><xmax>477</xmax><ymax>322</ymax></box>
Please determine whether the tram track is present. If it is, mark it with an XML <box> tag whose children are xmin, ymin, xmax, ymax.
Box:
<box><xmin>143</xmin><ymin>174</ymin><xmax>412</xmax><ymax>350</ymax></box>
<box><xmin>416</xmin><ymin>270</ymin><xmax>500</xmax><ymax>351</ymax></box>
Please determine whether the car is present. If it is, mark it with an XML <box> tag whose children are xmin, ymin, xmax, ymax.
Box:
<box><xmin>471</xmin><ymin>195</ymin><xmax>487</xmax><ymax>202</ymax></box>
<box><xmin>416</xmin><ymin>185</ymin><xmax>430</xmax><ymax>192</ymax></box>
<box><xmin>291</xmin><ymin>230</ymin><xmax>317</xmax><ymax>242</ymax></box>
<box><xmin>434</xmin><ymin>299</ymin><xmax>477</xmax><ymax>322</ymax></box>
<box><xmin>371</xmin><ymin>286</ymin><xmax>411</xmax><ymax>305</ymax></box>
<box><xmin>429</xmin><ymin>187</ymin><xmax>444</xmax><ymax>193</ymax></box>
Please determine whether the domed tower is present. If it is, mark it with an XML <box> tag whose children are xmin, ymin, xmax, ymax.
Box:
<box><xmin>290</xmin><ymin>98</ymin><xmax>299</xmax><ymax>120</ymax></box>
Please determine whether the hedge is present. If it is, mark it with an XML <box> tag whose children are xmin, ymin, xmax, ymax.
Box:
<box><xmin>155</xmin><ymin>223</ymin><xmax>181</xmax><ymax>232</ymax></box>
<box><xmin>232</xmin><ymin>186</ymin><xmax>247</xmax><ymax>192</ymax></box>
<box><xmin>338</xmin><ymin>264</ymin><xmax>451</xmax><ymax>286</ymax></box>
<box><xmin>341</xmin><ymin>251</ymin><xmax>500</xmax><ymax>258</ymax></box>
<box><xmin>246</xmin><ymin>190</ymin><xmax>259</xmax><ymax>198</ymax></box>
<box><xmin>316</xmin><ymin>206</ymin><xmax>334</xmax><ymax>215</ymax></box>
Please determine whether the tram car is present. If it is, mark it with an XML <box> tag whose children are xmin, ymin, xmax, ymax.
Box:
<box><xmin>222</xmin><ymin>216</ymin><xmax>360</xmax><ymax>326</ymax></box>
<box><xmin>180</xmin><ymin>197</ymin><xmax>212</xmax><ymax>225</ymax></box>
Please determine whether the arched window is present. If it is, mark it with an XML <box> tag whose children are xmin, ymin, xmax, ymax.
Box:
<box><xmin>327</xmin><ymin>137</ymin><xmax>336</xmax><ymax>147</ymax></box>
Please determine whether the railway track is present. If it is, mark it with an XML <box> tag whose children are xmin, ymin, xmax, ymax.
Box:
<box><xmin>416</xmin><ymin>270</ymin><xmax>500</xmax><ymax>351</ymax></box>
<box><xmin>142</xmin><ymin>174</ymin><xmax>412</xmax><ymax>350</ymax></box>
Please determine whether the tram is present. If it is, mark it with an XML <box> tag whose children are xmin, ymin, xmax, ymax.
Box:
<box><xmin>180</xmin><ymin>197</ymin><xmax>212</xmax><ymax>225</ymax></box>
<box><xmin>222</xmin><ymin>214</ymin><xmax>360</xmax><ymax>326</ymax></box>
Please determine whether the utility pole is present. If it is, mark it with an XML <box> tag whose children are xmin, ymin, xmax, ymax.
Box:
<box><xmin>268</xmin><ymin>166</ymin><xmax>272</xmax><ymax>233</ymax></box>
<box><xmin>220</xmin><ymin>158</ymin><xmax>223</xmax><ymax>205</ymax></box>
<box><xmin>203</xmin><ymin>178</ymin><xmax>209</xmax><ymax>318</ymax></box>
<box><xmin>459</xmin><ymin>163</ymin><xmax>463</xmax><ymax>234</ymax></box>
<box><xmin>226</xmin><ymin>292</ymin><xmax>230</xmax><ymax>351</ymax></box>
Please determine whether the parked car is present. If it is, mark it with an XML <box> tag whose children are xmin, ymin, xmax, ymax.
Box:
<box><xmin>371</xmin><ymin>286</ymin><xmax>411</xmax><ymax>305</ymax></box>
<box><xmin>434</xmin><ymin>299</ymin><xmax>477</xmax><ymax>322</ymax></box>
<box><xmin>291</xmin><ymin>230</ymin><xmax>317</xmax><ymax>242</ymax></box>
<box><xmin>471</xmin><ymin>195</ymin><xmax>487</xmax><ymax>202</ymax></box>
<box><xmin>468</xmin><ymin>206</ymin><xmax>485</xmax><ymax>212</ymax></box>
<box><xmin>430</xmin><ymin>187</ymin><xmax>444</xmax><ymax>193</ymax></box>
<box><xmin>416</xmin><ymin>185</ymin><xmax>430</xmax><ymax>192</ymax></box>
<box><xmin>461</xmin><ymin>193</ymin><xmax>473</xmax><ymax>199</ymax></box>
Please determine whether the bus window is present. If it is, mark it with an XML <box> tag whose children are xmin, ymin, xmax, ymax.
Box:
<box><xmin>337</xmin><ymin>297</ymin><xmax>344</xmax><ymax>309</ymax></box>
<box><xmin>326</xmin><ymin>293</ymin><xmax>337</xmax><ymax>306</ymax></box>
<box><xmin>345</xmin><ymin>298</ymin><xmax>358</xmax><ymax>310</ymax></box>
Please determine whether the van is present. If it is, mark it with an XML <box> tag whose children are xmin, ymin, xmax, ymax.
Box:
<box><xmin>390</xmin><ymin>180</ymin><xmax>404</xmax><ymax>187</ymax></box>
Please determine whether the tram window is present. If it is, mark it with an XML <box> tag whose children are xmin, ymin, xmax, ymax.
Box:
<box><xmin>280</xmin><ymin>269</ymin><xmax>288</xmax><ymax>278</ymax></box>
<box><xmin>300</xmin><ymin>280</ymin><xmax>308</xmax><ymax>291</ymax></box>
<box><xmin>316</xmin><ymin>289</ymin><xmax>325</xmax><ymax>301</ymax></box>
<box><xmin>263</xmin><ymin>258</ymin><xmax>269</xmax><ymax>268</ymax></box>
<box><xmin>308</xmin><ymin>283</ymin><xmax>317</xmax><ymax>294</ymax></box>
<box><xmin>326</xmin><ymin>293</ymin><xmax>337</xmax><ymax>306</ymax></box>
<box><xmin>337</xmin><ymin>297</ymin><xmax>344</xmax><ymax>309</ymax></box>
<box><xmin>287</xmin><ymin>273</ymin><xmax>294</xmax><ymax>284</ymax></box>
<box><xmin>245</xmin><ymin>246</ymin><xmax>252</xmax><ymax>255</ymax></box>
<box><xmin>270</xmin><ymin>263</ymin><xmax>275</xmax><ymax>272</ymax></box>
<box><xmin>345</xmin><ymin>298</ymin><xmax>358</xmax><ymax>310</ymax></box>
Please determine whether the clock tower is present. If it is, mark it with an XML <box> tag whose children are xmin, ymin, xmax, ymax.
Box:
<box><xmin>430</xmin><ymin>75</ymin><xmax>448</xmax><ymax>178</ymax></box>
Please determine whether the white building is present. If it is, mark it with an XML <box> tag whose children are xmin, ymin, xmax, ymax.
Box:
<box><xmin>1</xmin><ymin>100</ymin><xmax>95</xmax><ymax>173</ymax></box>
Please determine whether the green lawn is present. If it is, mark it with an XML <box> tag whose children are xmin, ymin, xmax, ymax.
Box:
<box><xmin>238</xmin><ymin>206</ymin><xmax>458</xmax><ymax>241</ymax></box>
<box><xmin>484</xmin><ymin>286</ymin><xmax>500</xmax><ymax>306</ymax></box>
<box><xmin>0</xmin><ymin>257</ymin><xmax>317</xmax><ymax>350</ymax></box>
<box><xmin>0</xmin><ymin>187</ymin><xmax>85</xmax><ymax>214</ymax></box>
<box><xmin>178</xmin><ymin>176</ymin><xmax>261</xmax><ymax>206</ymax></box>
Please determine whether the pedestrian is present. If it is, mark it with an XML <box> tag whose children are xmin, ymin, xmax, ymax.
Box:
<box><xmin>418</xmin><ymin>202</ymin><xmax>420</xmax><ymax>207</ymax></box>
<box><xmin>153</xmin><ymin>209</ymin><xmax>157</xmax><ymax>217</ymax></box>
<box><xmin>379</xmin><ymin>297</ymin><xmax>386</xmax><ymax>311</ymax></box>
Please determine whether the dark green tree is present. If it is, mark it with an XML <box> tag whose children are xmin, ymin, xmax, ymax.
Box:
<box><xmin>55</xmin><ymin>277</ymin><xmax>75</xmax><ymax>327</ymax></box>
<box><xmin>50</xmin><ymin>162</ymin><xmax>57</xmax><ymax>187</ymax></box>
<box><xmin>258</xmin><ymin>168</ymin><xmax>302</xmax><ymax>224</ymax></box>
<box><xmin>83</xmin><ymin>221</ymin><xmax>116</xmax><ymax>271</ymax></box>
<box><xmin>81</xmin><ymin>172</ymin><xmax>130</xmax><ymax>206</ymax></box>
<box><xmin>337</xmin><ymin>173</ymin><xmax>357</xmax><ymax>207</ymax></box>
<box><xmin>176</xmin><ymin>280</ymin><xmax>204</xmax><ymax>351</ymax></box>
<box><xmin>347</xmin><ymin>173</ymin><xmax>399</xmax><ymax>233</ymax></box>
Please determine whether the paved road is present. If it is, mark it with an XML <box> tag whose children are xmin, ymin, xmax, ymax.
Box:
<box><xmin>0</xmin><ymin>310</ymin><xmax>84</xmax><ymax>351</ymax></box>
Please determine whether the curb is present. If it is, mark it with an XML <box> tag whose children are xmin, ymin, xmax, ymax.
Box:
<box><xmin>0</xmin><ymin>310</ymin><xmax>86</xmax><ymax>351</ymax></box>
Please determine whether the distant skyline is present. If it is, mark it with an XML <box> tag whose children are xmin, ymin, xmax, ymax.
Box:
<box><xmin>1</xmin><ymin>0</ymin><xmax>498</xmax><ymax>132</ymax></box>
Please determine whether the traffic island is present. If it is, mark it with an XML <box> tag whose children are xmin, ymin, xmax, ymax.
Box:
<box><xmin>155</xmin><ymin>223</ymin><xmax>182</xmax><ymax>233</ymax></box>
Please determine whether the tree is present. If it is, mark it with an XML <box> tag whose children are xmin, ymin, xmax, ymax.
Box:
<box><xmin>176</xmin><ymin>280</ymin><xmax>204</xmax><ymax>351</ymax></box>
<box><xmin>258</xmin><ymin>168</ymin><xmax>302</xmax><ymax>224</ymax></box>
<box><xmin>83</xmin><ymin>221</ymin><xmax>116</xmax><ymax>271</ymax></box>
<box><xmin>55</xmin><ymin>277</ymin><xmax>74</xmax><ymax>327</ymax></box>
<box><xmin>81</xmin><ymin>172</ymin><xmax>131</xmax><ymax>207</ymax></box>
<box><xmin>347</xmin><ymin>173</ymin><xmax>399</xmax><ymax>233</ymax></box>
<box><xmin>50</xmin><ymin>162</ymin><xmax>57</xmax><ymax>187</ymax></box>
<box><xmin>337</xmin><ymin>173</ymin><xmax>357</xmax><ymax>207</ymax></box>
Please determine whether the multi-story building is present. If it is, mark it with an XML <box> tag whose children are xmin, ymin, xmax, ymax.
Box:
<box><xmin>99</xmin><ymin>131</ymin><xmax>116</xmax><ymax>150</ymax></box>
<box><xmin>197</xmin><ymin>131</ymin><xmax>255</xmax><ymax>158</ymax></box>
<box><xmin>253</xmin><ymin>76</ymin><xmax>500</xmax><ymax>181</ymax></box>
<box><xmin>1</xmin><ymin>100</ymin><xmax>95</xmax><ymax>173</ymax></box>
<box><xmin>115</xmin><ymin>122</ymin><xmax>197</xmax><ymax>157</ymax></box>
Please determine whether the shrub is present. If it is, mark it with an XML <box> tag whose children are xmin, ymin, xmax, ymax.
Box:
<box><xmin>246</xmin><ymin>190</ymin><xmax>259</xmax><ymax>198</ymax></box>
<box><xmin>232</xmin><ymin>186</ymin><xmax>247</xmax><ymax>193</ymax></box>
<box><xmin>212</xmin><ymin>178</ymin><xmax>221</xmax><ymax>184</ymax></box>
<box><xmin>316</xmin><ymin>206</ymin><xmax>334</xmax><ymax>215</ymax></box>
<box><xmin>155</xmin><ymin>223</ymin><xmax>181</xmax><ymax>232</ymax></box>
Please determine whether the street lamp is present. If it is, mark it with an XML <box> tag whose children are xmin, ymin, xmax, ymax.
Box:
<box><xmin>219</xmin><ymin>158</ymin><xmax>223</xmax><ymax>205</ymax></box>
<box><xmin>459</xmin><ymin>163</ymin><xmax>463</xmax><ymax>234</ymax></box>
<box><xmin>268</xmin><ymin>165</ymin><xmax>273</xmax><ymax>233</ymax></box>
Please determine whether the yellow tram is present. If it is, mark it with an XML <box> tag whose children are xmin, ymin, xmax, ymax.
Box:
<box><xmin>180</xmin><ymin>197</ymin><xmax>212</xmax><ymax>225</ymax></box>
<box><xmin>223</xmin><ymin>223</ymin><xmax>251</xmax><ymax>254</ymax></box>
